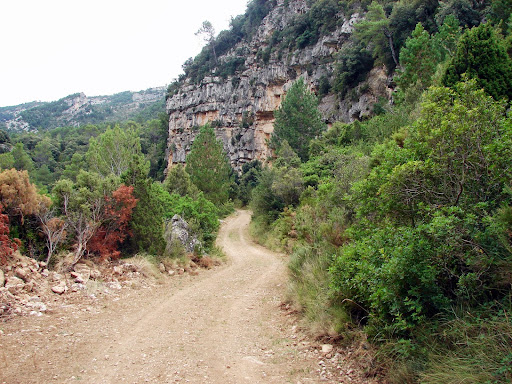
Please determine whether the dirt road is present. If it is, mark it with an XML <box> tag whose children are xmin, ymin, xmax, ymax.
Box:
<box><xmin>0</xmin><ymin>210</ymin><xmax>331</xmax><ymax>383</ymax></box>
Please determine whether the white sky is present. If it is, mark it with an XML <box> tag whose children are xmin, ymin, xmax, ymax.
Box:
<box><xmin>0</xmin><ymin>0</ymin><xmax>249</xmax><ymax>107</ymax></box>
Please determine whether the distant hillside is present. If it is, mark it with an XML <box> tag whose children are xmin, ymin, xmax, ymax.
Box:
<box><xmin>0</xmin><ymin>87</ymin><xmax>166</xmax><ymax>132</ymax></box>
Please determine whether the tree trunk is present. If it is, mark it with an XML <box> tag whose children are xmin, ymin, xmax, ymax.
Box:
<box><xmin>385</xmin><ymin>29</ymin><xmax>400</xmax><ymax>69</ymax></box>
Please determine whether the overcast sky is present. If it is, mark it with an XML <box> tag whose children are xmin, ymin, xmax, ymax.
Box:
<box><xmin>0</xmin><ymin>0</ymin><xmax>248</xmax><ymax>107</ymax></box>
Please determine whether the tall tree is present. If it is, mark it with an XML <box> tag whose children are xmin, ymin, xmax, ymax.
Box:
<box><xmin>443</xmin><ymin>23</ymin><xmax>512</xmax><ymax>101</ymax></box>
<box><xmin>196</xmin><ymin>20</ymin><xmax>217</xmax><ymax>65</ymax></box>
<box><xmin>122</xmin><ymin>155</ymin><xmax>170</xmax><ymax>255</ymax></box>
<box><xmin>11</xmin><ymin>142</ymin><xmax>34</xmax><ymax>174</ymax></box>
<box><xmin>86</xmin><ymin>124</ymin><xmax>142</xmax><ymax>177</ymax></box>
<box><xmin>185</xmin><ymin>125</ymin><xmax>232</xmax><ymax>205</ymax></box>
<box><xmin>354</xmin><ymin>1</ymin><xmax>400</xmax><ymax>68</ymax></box>
<box><xmin>272</xmin><ymin>78</ymin><xmax>325</xmax><ymax>162</ymax></box>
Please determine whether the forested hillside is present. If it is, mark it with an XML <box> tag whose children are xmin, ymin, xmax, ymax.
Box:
<box><xmin>1</xmin><ymin>0</ymin><xmax>512</xmax><ymax>382</ymax></box>
<box><xmin>0</xmin><ymin>87</ymin><xmax>165</xmax><ymax>132</ymax></box>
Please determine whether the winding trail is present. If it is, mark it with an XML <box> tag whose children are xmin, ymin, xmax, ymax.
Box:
<box><xmin>0</xmin><ymin>210</ymin><xmax>325</xmax><ymax>383</ymax></box>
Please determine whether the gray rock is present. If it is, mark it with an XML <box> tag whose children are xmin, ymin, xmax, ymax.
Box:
<box><xmin>164</xmin><ymin>215</ymin><xmax>202</xmax><ymax>254</ymax></box>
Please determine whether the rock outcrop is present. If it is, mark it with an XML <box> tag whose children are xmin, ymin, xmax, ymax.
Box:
<box><xmin>164</xmin><ymin>214</ymin><xmax>201</xmax><ymax>254</ymax></box>
<box><xmin>166</xmin><ymin>0</ymin><xmax>392</xmax><ymax>171</ymax></box>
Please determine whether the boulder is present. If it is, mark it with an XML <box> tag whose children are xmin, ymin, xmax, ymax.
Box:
<box><xmin>164</xmin><ymin>215</ymin><xmax>201</xmax><ymax>254</ymax></box>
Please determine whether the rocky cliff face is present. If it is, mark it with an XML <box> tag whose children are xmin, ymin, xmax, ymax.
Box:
<box><xmin>166</xmin><ymin>0</ymin><xmax>392</xmax><ymax>171</ymax></box>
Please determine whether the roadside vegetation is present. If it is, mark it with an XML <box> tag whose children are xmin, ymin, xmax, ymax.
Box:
<box><xmin>247</xmin><ymin>1</ymin><xmax>512</xmax><ymax>382</ymax></box>
<box><xmin>0</xmin><ymin>110</ymin><xmax>236</xmax><ymax>274</ymax></box>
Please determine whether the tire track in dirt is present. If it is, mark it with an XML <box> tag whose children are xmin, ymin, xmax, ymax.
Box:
<box><xmin>1</xmin><ymin>210</ymin><xmax>325</xmax><ymax>383</ymax></box>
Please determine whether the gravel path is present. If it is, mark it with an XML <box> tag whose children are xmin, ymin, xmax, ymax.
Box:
<box><xmin>1</xmin><ymin>210</ymin><xmax>332</xmax><ymax>383</ymax></box>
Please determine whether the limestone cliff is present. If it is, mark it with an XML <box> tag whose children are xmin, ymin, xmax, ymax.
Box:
<box><xmin>166</xmin><ymin>0</ymin><xmax>392</xmax><ymax>171</ymax></box>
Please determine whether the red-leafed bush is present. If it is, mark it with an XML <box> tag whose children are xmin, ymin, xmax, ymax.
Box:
<box><xmin>0</xmin><ymin>203</ymin><xmax>20</xmax><ymax>265</ymax></box>
<box><xmin>89</xmin><ymin>185</ymin><xmax>137</xmax><ymax>260</ymax></box>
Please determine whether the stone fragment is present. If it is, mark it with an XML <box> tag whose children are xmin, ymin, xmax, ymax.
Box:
<box><xmin>159</xmin><ymin>263</ymin><xmax>166</xmax><ymax>273</ymax></box>
<box><xmin>321</xmin><ymin>344</ymin><xmax>333</xmax><ymax>354</ymax></box>
<box><xmin>5</xmin><ymin>276</ymin><xmax>25</xmax><ymax>289</ymax></box>
<box><xmin>0</xmin><ymin>269</ymin><xmax>4</xmax><ymax>287</ymax></box>
<box><xmin>15</xmin><ymin>267</ymin><xmax>30</xmax><ymax>282</ymax></box>
<box><xmin>113</xmin><ymin>266</ymin><xmax>123</xmax><ymax>276</ymax></box>
<box><xmin>51</xmin><ymin>284</ymin><xmax>67</xmax><ymax>295</ymax></box>
<box><xmin>90</xmin><ymin>269</ymin><xmax>101</xmax><ymax>280</ymax></box>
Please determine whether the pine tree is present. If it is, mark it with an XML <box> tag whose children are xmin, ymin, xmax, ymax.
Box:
<box><xmin>443</xmin><ymin>23</ymin><xmax>512</xmax><ymax>101</ymax></box>
<box><xmin>185</xmin><ymin>125</ymin><xmax>232</xmax><ymax>206</ymax></box>
<box><xmin>273</xmin><ymin>78</ymin><xmax>325</xmax><ymax>162</ymax></box>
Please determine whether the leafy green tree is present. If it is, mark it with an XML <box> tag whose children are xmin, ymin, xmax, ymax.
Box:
<box><xmin>196</xmin><ymin>20</ymin><xmax>217</xmax><ymax>65</ymax></box>
<box><xmin>334</xmin><ymin>44</ymin><xmax>374</xmax><ymax>97</ymax></box>
<box><xmin>0</xmin><ymin>152</ymin><xmax>14</xmax><ymax>170</ymax></box>
<box><xmin>435</xmin><ymin>0</ymin><xmax>481</xmax><ymax>28</ymax></box>
<box><xmin>272</xmin><ymin>78</ymin><xmax>325</xmax><ymax>162</ymax></box>
<box><xmin>396</xmin><ymin>23</ymin><xmax>440</xmax><ymax>89</ymax></box>
<box><xmin>61</xmin><ymin>153</ymin><xmax>87</xmax><ymax>182</ymax></box>
<box><xmin>443</xmin><ymin>23</ymin><xmax>512</xmax><ymax>100</ymax></box>
<box><xmin>32</xmin><ymin>137</ymin><xmax>57</xmax><ymax>171</ymax></box>
<box><xmin>354</xmin><ymin>1</ymin><xmax>399</xmax><ymax>67</ymax></box>
<box><xmin>163</xmin><ymin>164</ymin><xmax>199</xmax><ymax>198</ymax></box>
<box><xmin>11</xmin><ymin>142</ymin><xmax>34</xmax><ymax>174</ymax></box>
<box><xmin>87</xmin><ymin>124</ymin><xmax>142</xmax><ymax>177</ymax></box>
<box><xmin>53</xmin><ymin>171</ymin><xmax>119</xmax><ymax>264</ymax></box>
<box><xmin>271</xmin><ymin>142</ymin><xmax>304</xmax><ymax>207</ymax></box>
<box><xmin>238</xmin><ymin>160</ymin><xmax>262</xmax><ymax>206</ymax></box>
<box><xmin>139</xmin><ymin>115</ymin><xmax>169</xmax><ymax>181</ymax></box>
<box><xmin>185</xmin><ymin>125</ymin><xmax>232</xmax><ymax>205</ymax></box>
<box><xmin>331</xmin><ymin>79</ymin><xmax>512</xmax><ymax>335</ymax></box>
<box><xmin>434</xmin><ymin>14</ymin><xmax>462</xmax><ymax>59</ymax></box>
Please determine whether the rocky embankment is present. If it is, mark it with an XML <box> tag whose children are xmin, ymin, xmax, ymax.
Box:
<box><xmin>0</xmin><ymin>252</ymin><xmax>212</xmax><ymax>321</ymax></box>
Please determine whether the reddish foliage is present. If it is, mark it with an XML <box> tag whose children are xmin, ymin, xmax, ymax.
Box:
<box><xmin>89</xmin><ymin>185</ymin><xmax>137</xmax><ymax>261</ymax></box>
<box><xmin>0</xmin><ymin>203</ymin><xmax>20</xmax><ymax>265</ymax></box>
